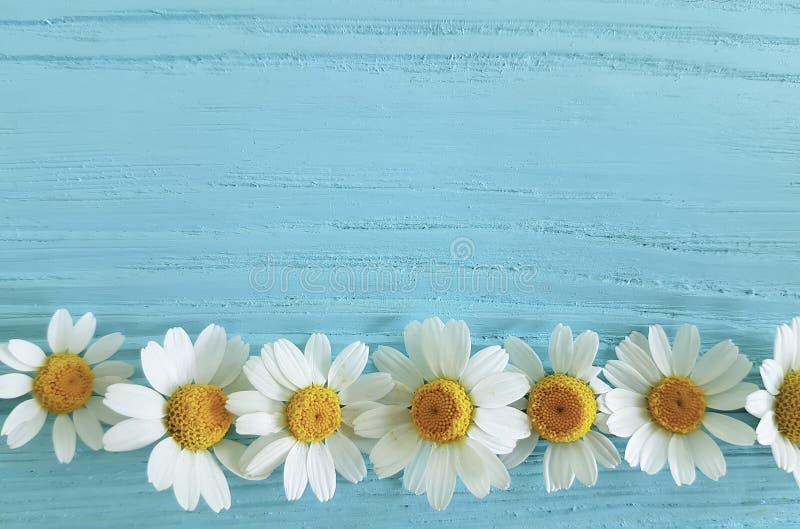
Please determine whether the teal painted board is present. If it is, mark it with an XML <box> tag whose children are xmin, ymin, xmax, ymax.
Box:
<box><xmin>1</xmin><ymin>1</ymin><xmax>799</xmax><ymax>528</ymax></box>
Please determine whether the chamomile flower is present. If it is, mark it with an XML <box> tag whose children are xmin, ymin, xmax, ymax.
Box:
<box><xmin>102</xmin><ymin>324</ymin><xmax>250</xmax><ymax>512</ymax></box>
<box><xmin>353</xmin><ymin>317</ymin><xmax>530</xmax><ymax>511</ymax></box>
<box><xmin>603</xmin><ymin>324</ymin><xmax>757</xmax><ymax>485</ymax></box>
<box><xmin>502</xmin><ymin>324</ymin><xmax>621</xmax><ymax>492</ymax></box>
<box><xmin>745</xmin><ymin>317</ymin><xmax>800</xmax><ymax>485</ymax></box>
<box><xmin>233</xmin><ymin>334</ymin><xmax>393</xmax><ymax>502</ymax></box>
<box><xmin>0</xmin><ymin>308</ymin><xmax>130</xmax><ymax>463</ymax></box>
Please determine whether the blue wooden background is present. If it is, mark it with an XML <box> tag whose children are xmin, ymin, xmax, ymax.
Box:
<box><xmin>1</xmin><ymin>1</ymin><xmax>799</xmax><ymax>528</ymax></box>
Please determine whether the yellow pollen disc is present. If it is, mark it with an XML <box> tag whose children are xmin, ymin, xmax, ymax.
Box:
<box><xmin>647</xmin><ymin>376</ymin><xmax>706</xmax><ymax>434</ymax></box>
<box><xmin>165</xmin><ymin>384</ymin><xmax>232</xmax><ymax>451</ymax></box>
<box><xmin>775</xmin><ymin>371</ymin><xmax>800</xmax><ymax>444</ymax></box>
<box><xmin>410</xmin><ymin>379</ymin><xmax>473</xmax><ymax>444</ymax></box>
<box><xmin>285</xmin><ymin>385</ymin><xmax>342</xmax><ymax>443</ymax></box>
<box><xmin>527</xmin><ymin>373</ymin><xmax>597</xmax><ymax>443</ymax></box>
<box><xmin>33</xmin><ymin>353</ymin><xmax>95</xmax><ymax>414</ymax></box>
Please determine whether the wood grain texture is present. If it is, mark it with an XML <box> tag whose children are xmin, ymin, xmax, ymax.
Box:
<box><xmin>1</xmin><ymin>1</ymin><xmax>799</xmax><ymax>527</ymax></box>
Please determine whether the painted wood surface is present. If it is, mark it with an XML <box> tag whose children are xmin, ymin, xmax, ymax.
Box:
<box><xmin>1</xmin><ymin>1</ymin><xmax>799</xmax><ymax>527</ymax></box>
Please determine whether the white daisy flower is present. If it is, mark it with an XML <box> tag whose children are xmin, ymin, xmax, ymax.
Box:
<box><xmin>603</xmin><ymin>324</ymin><xmax>757</xmax><ymax>486</ymax></box>
<box><xmin>102</xmin><ymin>324</ymin><xmax>250</xmax><ymax>512</ymax></box>
<box><xmin>745</xmin><ymin>317</ymin><xmax>800</xmax><ymax>485</ymax></box>
<box><xmin>502</xmin><ymin>324</ymin><xmax>621</xmax><ymax>492</ymax></box>
<box><xmin>353</xmin><ymin>317</ymin><xmax>530</xmax><ymax>511</ymax></box>
<box><xmin>233</xmin><ymin>334</ymin><xmax>393</xmax><ymax>502</ymax></box>
<box><xmin>0</xmin><ymin>308</ymin><xmax>130</xmax><ymax>463</ymax></box>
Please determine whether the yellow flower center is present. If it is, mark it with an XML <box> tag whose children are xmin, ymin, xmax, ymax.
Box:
<box><xmin>410</xmin><ymin>378</ymin><xmax>473</xmax><ymax>444</ymax></box>
<box><xmin>527</xmin><ymin>373</ymin><xmax>597</xmax><ymax>443</ymax></box>
<box><xmin>647</xmin><ymin>376</ymin><xmax>706</xmax><ymax>434</ymax></box>
<box><xmin>285</xmin><ymin>385</ymin><xmax>342</xmax><ymax>443</ymax></box>
<box><xmin>775</xmin><ymin>371</ymin><xmax>800</xmax><ymax>444</ymax></box>
<box><xmin>33</xmin><ymin>353</ymin><xmax>95</xmax><ymax>414</ymax></box>
<box><xmin>165</xmin><ymin>384</ymin><xmax>232</xmax><ymax>451</ymax></box>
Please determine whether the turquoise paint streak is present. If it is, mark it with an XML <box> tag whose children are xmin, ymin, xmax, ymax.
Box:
<box><xmin>0</xmin><ymin>1</ymin><xmax>799</xmax><ymax>528</ymax></box>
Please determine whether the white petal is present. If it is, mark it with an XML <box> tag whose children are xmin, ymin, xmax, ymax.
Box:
<box><xmin>338</xmin><ymin>373</ymin><xmax>393</xmax><ymax>405</ymax></box>
<box><xmin>196</xmin><ymin>450</ymin><xmax>231</xmax><ymax>513</ymax></box>
<box><xmin>792</xmin><ymin>317</ymin><xmax>800</xmax><ymax>370</ymax></box>
<box><xmin>404</xmin><ymin>320</ymin><xmax>435</xmax><ymax>380</ymax></box>
<box><xmin>370</xmin><ymin>424</ymin><xmax>421</xmax><ymax>478</ymax></box>
<box><xmin>603</xmin><ymin>388</ymin><xmax>645</xmax><ymax>412</ymax></box>
<box><xmin>648</xmin><ymin>325</ymin><xmax>672</xmax><ymax>377</ymax></box>
<box><xmin>307</xmin><ymin>442</ymin><xmax>336</xmax><ymax>502</ymax></box>
<box><xmin>569</xmin><ymin>439</ymin><xmax>598</xmax><ymax>487</ymax></box>
<box><xmin>470</xmin><ymin>372</ymin><xmax>528</xmax><ymax>408</ymax></box>
<box><xmin>569</xmin><ymin>330</ymin><xmax>599</xmax><ymax>378</ymax></box>
<box><xmin>0</xmin><ymin>342</ymin><xmax>34</xmax><ymax>371</ymax></box>
<box><xmin>193</xmin><ymin>324</ymin><xmax>227</xmax><ymax>385</ymax></box>
<box><xmin>671</xmin><ymin>325</ymin><xmax>700</xmax><ymax>376</ymax></box>
<box><xmin>0</xmin><ymin>373</ymin><xmax>33</xmax><ymax>398</ymax></box>
<box><xmin>470</xmin><ymin>438</ymin><xmax>510</xmax><ymax>489</ymax></box>
<box><xmin>284</xmin><ymin>442</ymin><xmax>309</xmax><ymax>501</ymax></box>
<box><xmin>326</xmin><ymin>431</ymin><xmax>366</xmax><ymax>483</ymax></box>
<box><xmin>467</xmin><ymin>424</ymin><xmax>517</xmax><ymax>455</ymax></box>
<box><xmin>273</xmin><ymin>339</ymin><xmax>313</xmax><ymax>390</ymax></box>
<box><xmin>702</xmin><ymin>412</ymin><xmax>755</xmax><ymax>446</ymax></box>
<box><xmin>68</xmin><ymin>312</ymin><xmax>96</xmax><ymax>354</ymax></box>
<box><xmin>543</xmin><ymin>443</ymin><xmax>574</xmax><ymax>492</ymax></box>
<box><xmin>418</xmin><ymin>317</ymin><xmax>446</xmax><ymax>378</ymax></box>
<box><xmin>603</xmin><ymin>360</ymin><xmax>651</xmax><ymax>394</ymax></box>
<box><xmin>352</xmin><ymin>405</ymin><xmax>411</xmax><ymax>439</ymax></box>
<box><xmin>504</xmin><ymin>336</ymin><xmax>545</xmax><ymax>383</ymax></box>
<box><xmin>341</xmin><ymin>400</ymin><xmax>381</xmax><ymax>427</ymax></box>
<box><xmin>373</xmin><ymin>346</ymin><xmax>423</xmax><ymax>390</ymax></box>
<box><xmin>706</xmin><ymin>382</ymin><xmax>759</xmax><ymax>411</ymax></box>
<box><xmin>686</xmin><ymin>429</ymin><xmax>725</xmax><ymax>480</ymax></box>
<box><xmin>403</xmin><ymin>442</ymin><xmax>431</xmax><ymax>494</ymax></box>
<box><xmin>102</xmin><ymin>418</ymin><xmax>166</xmax><ymax>452</ymax></box>
<box><xmin>72</xmin><ymin>407</ymin><xmax>103</xmax><ymax>450</ymax></box>
<box><xmin>625</xmin><ymin>423</ymin><xmax>657</xmax><ymax>468</ymax></box>
<box><xmin>640</xmin><ymin>428</ymin><xmax>669</xmax><ymax>475</ymax></box>
<box><xmin>425</xmin><ymin>444</ymin><xmax>456</xmax><ymax>511</ymax></box>
<box><xmin>214</xmin><ymin>439</ymin><xmax>255</xmax><ymax>480</ymax></box>
<box><xmin>163</xmin><ymin>327</ymin><xmax>194</xmax><ymax>387</ymax></box>
<box><xmin>615</xmin><ymin>337</ymin><xmax>661</xmax><ymax>385</ymax></box>
<box><xmin>499</xmin><ymin>433</ymin><xmax>538</xmax><ymax>469</ymax></box>
<box><xmin>2</xmin><ymin>399</ymin><xmax>43</xmax><ymax>436</ymax></box>
<box><xmin>454</xmin><ymin>441</ymin><xmax>490</xmax><ymax>498</ymax></box>
<box><xmin>226</xmin><ymin>390</ymin><xmax>282</xmax><ymax>416</ymax></box>
<box><xmin>5</xmin><ymin>407</ymin><xmax>47</xmax><ymax>449</ymax></box>
<box><xmin>700</xmin><ymin>355</ymin><xmax>752</xmax><ymax>395</ymax></box>
<box><xmin>53</xmin><ymin>414</ymin><xmax>77</xmax><ymax>464</ymax></box>
<box><xmin>775</xmin><ymin>324</ymin><xmax>796</xmax><ymax>373</ymax></box>
<box><xmin>691</xmin><ymin>340</ymin><xmax>739</xmax><ymax>386</ymax></box>
<box><xmin>141</xmin><ymin>341</ymin><xmax>179</xmax><ymax>396</ymax></box>
<box><xmin>667</xmin><ymin>434</ymin><xmax>695</xmax><ymax>486</ymax></box>
<box><xmin>770</xmin><ymin>434</ymin><xmax>798</xmax><ymax>472</ymax></box>
<box><xmin>549</xmin><ymin>324</ymin><xmax>574</xmax><ymax>374</ymax></box>
<box><xmin>211</xmin><ymin>337</ymin><xmax>249</xmax><ymax>389</ymax></box>
<box><xmin>761</xmin><ymin>358</ymin><xmax>786</xmax><ymax>395</ymax></box>
<box><xmin>584</xmin><ymin>430</ymin><xmax>620</xmax><ymax>468</ymax></box>
<box><xmin>745</xmin><ymin>389</ymin><xmax>775</xmax><ymax>419</ymax></box>
<box><xmin>243</xmin><ymin>434</ymin><xmax>295</xmax><ymax>477</ymax></box>
<box><xmin>244</xmin><ymin>355</ymin><xmax>292</xmax><ymax>402</ymax></box>
<box><xmin>85</xmin><ymin>396</ymin><xmax>127</xmax><ymax>425</ymax></box>
<box><xmin>439</xmin><ymin>319</ymin><xmax>471</xmax><ymax>379</ymax></box>
<box><xmin>173</xmin><ymin>450</ymin><xmax>201</xmax><ymax>511</ymax></box>
<box><xmin>473</xmin><ymin>406</ymin><xmax>530</xmax><ymax>441</ymax></box>
<box><xmin>148</xmin><ymin>437</ymin><xmax>180</xmax><ymax>491</ymax></box>
<box><xmin>461</xmin><ymin>346</ymin><xmax>509</xmax><ymax>390</ymax></box>
<box><xmin>756</xmin><ymin>411</ymin><xmax>778</xmax><ymax>445</ymax></box>
<box><xmin>83</xmin><ymin>333</ymin><xmax>125</xmax><ymax>365</ymax></box>
<box><xmin>235</xmin><ymin>412</ymin><xmax>284</xmax><ymax>436</ymax></box>
<box><xmin>8</xmin><ymin>340</ymin><xmax>46</xmax><ymax>369</ymax></box>
<box><xmin>328</xmin><ymin>341</ymin><xmax>368</xmax><ymax>392</ymax></box>
<box><xmin>606</xmin><ymin>407</ymin><xmax>650</xmax><ymax>438</ymax></box>
<box><xmin>47</xmin><ymin>309</ymin><xmax>73</xmax><ymax>353</ymax></box>
<box><xmin>104</xmin><ymin>384</ymin><xmax>166</xmax><ymax>420</ymax></box>
<box><xmin>92</xmin><ymin>361</ymin><xmax>134</xmax><ymax>379</ymax></box>
<box><xmin>304</xmin><ymin>333</ymin><xmax>332</xmax><ymax>385</ymax></box>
